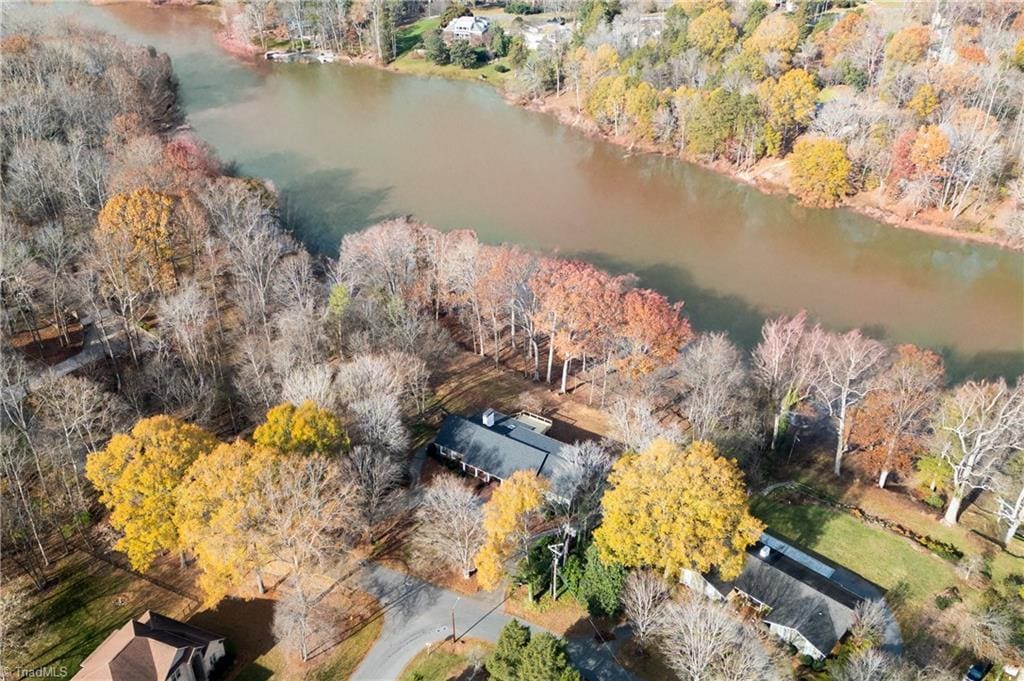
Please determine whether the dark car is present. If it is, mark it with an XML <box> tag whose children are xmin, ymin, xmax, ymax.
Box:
<box><xmin>965</xmin><ymin>662</ymin><xmax>992</xmax><ymax>681</ymax></box>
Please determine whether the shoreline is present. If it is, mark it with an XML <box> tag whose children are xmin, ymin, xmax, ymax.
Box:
<box><xmin>141</xmin><ymin>1</ymin><xmax>1023</xmax><ymax>254</ymax></box>
<box><xmin>515</xmin><ymin>93</ymin><xmax>1021</xmax><ymax>253</ymax></box>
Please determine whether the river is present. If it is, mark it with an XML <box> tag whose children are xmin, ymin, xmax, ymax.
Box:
<box><xmin>9</xmin><ymin>3</ymin><xmax>1023</xmax><ymax>380</ymax></box>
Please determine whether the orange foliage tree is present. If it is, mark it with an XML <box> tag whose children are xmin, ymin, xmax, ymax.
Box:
<box><xmin>885</xmin><ymin>25</ymin><xmax>932</xmax><ymax>65</ymax></box>
<box><xmin>616</xmin><ymin>288</ymin><xmax>692</xmax><ymax>379</ymax></box>
<box><xmin>849</xmin><ymin>345</ymin><xmax>944</xmax><ymax>488</ymax></box>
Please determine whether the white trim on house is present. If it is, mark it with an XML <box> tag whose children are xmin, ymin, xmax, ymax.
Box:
<box><xmin>443</xmin><ymin>15</ymin><xmax>490</xmax><ymax>40</ymax></box>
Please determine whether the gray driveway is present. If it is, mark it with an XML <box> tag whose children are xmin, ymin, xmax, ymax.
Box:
<box><xmin>351</xmin><ymin>563</ymin><xmax>637</xmax><ymax>681</ymax></box>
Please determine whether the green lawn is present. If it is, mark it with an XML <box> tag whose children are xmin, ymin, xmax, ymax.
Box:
<box><xmin>395</xmin><ymin>17</ymin><xmax>442</xmax><ymax>57</ymax></box>
<box><xmin>19</xmin><ymin>551</ymin><xmax>194</xmax><ymax>676</ymax></box>
<box><xmin>391</xmin><ymin>17</ymin><xmax>511</xmax><ymax>88</ymax></box>
<box><xmin>751</xmin><ymin>498</ymin><xmax>958</xmax><ymax>604</ymax></box>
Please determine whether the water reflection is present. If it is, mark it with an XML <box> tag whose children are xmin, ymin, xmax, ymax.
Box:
<box><xmin>6</xmin><ymin>2</ymin><xmax>1023</xmax><ymax>380</ymax></box>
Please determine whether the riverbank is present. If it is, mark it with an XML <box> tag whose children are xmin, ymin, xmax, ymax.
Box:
<box><xmin>518</xmin><ymin>90</ymin><xmax>1022</xmax><ymax>253</ymax></box>
<box><xmin>91</xmin><ymin>2</ymin><xmax>1021</xmax><ymax>252</ymax></box>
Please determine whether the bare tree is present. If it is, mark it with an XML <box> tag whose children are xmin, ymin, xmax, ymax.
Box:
<box><xmin>620</xmin><ymin>570</ymin><xmax>669</xmax><ymax>653</ymax></box>
<box><xmin>209</xmin><ymin>186</ymin><xmax>288</xmax><ymax>336</ymax></box>
<box><xmin>551</xmin><ymin>440</ymin><xmax>612</xmax><ymax>533</ymax></box>
<box><xmin>233</xmin><ymin>331</ymin><xmax>277</xmax><ymax>416</ymax></box>
<box><xmin>953</xmin><ymin>606</ymin><xmax>1013</xmax><ymax>663</ymax></box>
<box><xmin>32</xmin><ymin>372</ymin><xmax>126</xmax><ymax>512</ymax></box>
<box><xmin>346</xmin><ymin>445</ymin><xmax>404</xmax><ymax>543</ymax></box>
<box><xmin>609</xmin><ymin>397</ymin><xmax>681</xmax><ymax>452</ymax></box>
<box><xmin>156</xmin><ymin>279</ymin><xmax>214</xmax><ymax>381</ymax></box>
<box><xmin>348</xmin><ymin>394</ymin><xmax>409</xmax><ymax>455</ymax></box>
<box><xmin>1</xmin><ymin>432</ymin><xmax>50</xmax><ymax>581</ymax></box>
<box><xmin>833</xmin><ymin>649</ymin><xmax>910</xmax><ymax>681</ymax></box>
<box><xmin>271</xmin><ymin>302</ymin><xmax>327</xmax><ymax>374</ymax></box>
<box><xmin>0</xmin><ymin>581</ymin><xmax>32</xmax><ymax>667</ymax></box>
<box><xmin>85</xmin><ymin>229</ymin><xmax>149</xmax><ymax>364</ymax></box>
<box><xmin>387</xmin><ymin>352</ymin><xmax>430</xmax><ymax>415</ymax></box>
<box><xmin>281</xmin><ymin>363</ymin><xmax>336</xmax><ymax>410</ymax></box>
<box><xmin>254</xmin><ymin>455</ymin><xmax>359</xmax><ymax>595</ymax></box>
<box><xmin>414</xmin><ymin>474</ymin><xmax>485</xmax><ymax>579</ymax></box>
<box><xmin>752</xmin><ymin>311</ymin><xmax>828</xmax><ymax>452</ymax></box>
<box><xmin>658</xmin><ymin>597</ymin><xmax>785</xmax><ymax>681</ymax></box>
<box><xmin>994</xmin><ymin>452</ymin><xmax>1024</xmax><ymax>546</ymax></box>
<box><xmin>337</xmin><ymin>217</ymin><xmax>424</xmax><ymax>300</ymax></box>
<box><xmin>815</xmin><ymin>330</ymin><xmax>888</xmax><ymax>476</ymax></box>
<box><xmin>675</xmin><ymin>332</ymin><xmax>751</xmax><ymax>442</ymax></box>
<box><xmin>32</xmin><ymin>222</ymin><xmax>84</xmax><ymax>345</ymax></box>
<box><xmin>335</xmin><ymin>355</ymin><xmax>404</xmax><ymax>406</ymax></box>
<box><xmin>272</xmin><ymin>585</ymin><xmax>328</xmax><ymax>663</ymax></box>
<box><xmin>934</xmin><ymin>377</ymin><xmax>1024</xmax><ymax>525</ymax></box>
<box><xmin>850</xmin><ymin>598</ymin><xmax>889</xmax><ymax>648</ymax></box>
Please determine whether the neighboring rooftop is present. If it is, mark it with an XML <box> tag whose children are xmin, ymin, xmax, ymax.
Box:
<box><xmin>708</xmin><ymin>533</ymin><xmax>884</xmax><ymax>657</ymax></box>
<box><xmin>433</xmin><ymin>409</ymin><xmax>574</xmax><ymax>497</ymax></box>
<box><xmin>74</xmin><ymin>611</ymin><xmax>224</xmax><ymax>681</ymax></box>
<box><xmin>444</xmin><ymin>15</ymin><xmax>490</xmax><ymax>34</ymax></box>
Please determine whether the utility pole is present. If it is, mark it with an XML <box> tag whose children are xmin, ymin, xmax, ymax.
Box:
<box><xmin>549</xmin><ymin>541</ymin><xmax>564</xmax><ymax>601</ymax></box>
<box><xmin>451</xmin><ymin>596</ymin><xmax>461</xmax><ymax>643</ymax></box>
<box><xmin>549</xmin><ymin>524</ymin><xmax>578</xmax><ymax>601</ymax></box>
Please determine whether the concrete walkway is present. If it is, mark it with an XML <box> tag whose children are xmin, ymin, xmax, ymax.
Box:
<box><xmin>351</xmin><ymin>563</ymin><xmax>637</xmax><ymax>681</ymax></box>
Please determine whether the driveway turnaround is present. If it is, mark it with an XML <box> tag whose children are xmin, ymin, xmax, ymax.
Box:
<box><xmin>351</xmin><ymin>563</ymin><xmax>637</xmax><ymax>681</ymax></box>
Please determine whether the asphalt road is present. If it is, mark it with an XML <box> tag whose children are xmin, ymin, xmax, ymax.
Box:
<box><xmin>350</xmin><ymin>563</ymin><xmax>638</xmax><ymax>681</ymax></box>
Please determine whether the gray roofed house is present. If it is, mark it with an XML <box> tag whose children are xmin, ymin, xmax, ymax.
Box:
<box><xmin>432</xmin><ymin>408</ymin><xmax>575</xmax><ymax>502</ymax></box>
<box><xmin>681</xmin><ymin>533</ymin><xmax>884</xmax><ymax>660</ymax></box>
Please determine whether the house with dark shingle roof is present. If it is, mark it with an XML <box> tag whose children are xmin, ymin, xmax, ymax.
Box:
<box><xmin>73</xmin><ymin>611</ymin><xmax>225</xmax><ymax>681</ymax></box>
<box><xmin>431</xmin><ymin>408</ymin><xmax>574</xmax><ymax>502</ymax></box>
<box><xmin>681</xmin><ymin>533</ymin><xmax>884</xmax><ymax>660</ymax></box>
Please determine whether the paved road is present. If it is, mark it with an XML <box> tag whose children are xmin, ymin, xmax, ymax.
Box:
<box><xmin>351</xmin><ymin>563</ymin><xmax>637</xmax><ymax>681</ymax></box>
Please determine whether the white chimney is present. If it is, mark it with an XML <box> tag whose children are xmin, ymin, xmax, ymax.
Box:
<box><xmin>482</xmin><ymin>409</ymin><xmax>495</xmax><ymax>427</ymax></box>
<box><xmin>758</xmin><ymin>545</ymin><xmax>771</xmax><ymax>560</ymax></box>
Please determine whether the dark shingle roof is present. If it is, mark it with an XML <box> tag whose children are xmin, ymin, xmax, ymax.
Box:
<box><xmin>434</xmin><ymin>411</ymin><xmax>572</xmax><ymax>494</ymax></box>
<box><xmin>708</xmin><ymin>535</ymin><xmax>883</xmax><ymax>657</ymax></box>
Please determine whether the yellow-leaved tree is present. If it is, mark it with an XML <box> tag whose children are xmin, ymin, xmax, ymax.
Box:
<box><xmin>743</xmin><ymin>13</ymin><xmax>801</xmax><ymax>74</ymax></box>
<box><xmin>688</xmin><ymin>7</ymin><xmax>737</xmax><ymax>60</ymax></box>
<box><xmin>85</xmin><ymin>415</ymin><xmax>217</xmax><ymax>570</ymax></box>
<box><xmin>594</xmin><ymin>439</ymin><xmax>763</xmax><ymax>581</ymax></box>
<box><xmin>253</xmin><ymin>400</ymin><xmax>348</xmax><ymax>456</ymax></box>
<box><xmin>787</xmin><ymin>137</ymin><xmax>852</xmax><ymax>208</ymax></box>
<box><xmin>757</xmin><ymin>68</ymin><xmax>819</xmax><ymax>151</ymax></box>
<box><xmin>907</xmin><ymin>83</ymin><xmax>939</xmax><ymax>120</ymax></box>
<box><xmin>474</xmin><ymin>471</ymin><xmax>548</xmax><ymax>591</ymax></box>
<box><xmin>96</xmin><ymin>187</ymin><xmax>179</xmax><ymax>291</ymax></box>
<box><xmin>175</xmin><ymin>441</ymin><xmax>281</xmax><ymax>605</ymax></box>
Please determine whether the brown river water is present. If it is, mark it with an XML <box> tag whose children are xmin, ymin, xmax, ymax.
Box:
<box><xmin>8</xmin><ymin>3</ymin><xmax>1023</xmax><ymax>380</ymax></box>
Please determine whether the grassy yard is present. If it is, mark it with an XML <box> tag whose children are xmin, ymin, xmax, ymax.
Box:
<box><xmin>390</xmin><ymin>17</ymin><xmax>512</xmax><ymax>87</ymax></box>
<box><xmin>398</xmin><ymin>638</ymin><xmax>492</xmax><ymax>681</ymax></box>
<box><xmin>17</xmin><ymin>550</ymin><xmax>196</xmax><ymax>676</ymax></box>
<box><xmin>781</xmin><ymin>444</ymin><xmax>1024</xmax><ymax>593</ymax></box>
<box><xmin>503</xmin><ymin>588</ymin><xmax>593</xmax><ymax>637</ymax></box>
<box><xmin>751</xmin><ymin>497</ymin><xmax>958</xmax><ymax>604</ymax></box>
<box><xmin>17</xmin><ymin>547</ymin><xmax>381</xmax><ymax>681</ymax></box>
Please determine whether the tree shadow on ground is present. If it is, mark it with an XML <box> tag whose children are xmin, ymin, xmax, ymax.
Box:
<box><xmin>189</xmin><ymin>597</ymin><xmax>276</xmax><ymax>674</ymax></box>
<box><xmin>750</xmin><ymin>494</ymin><xmax>833</xmax><ymax>552</ymax></box>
